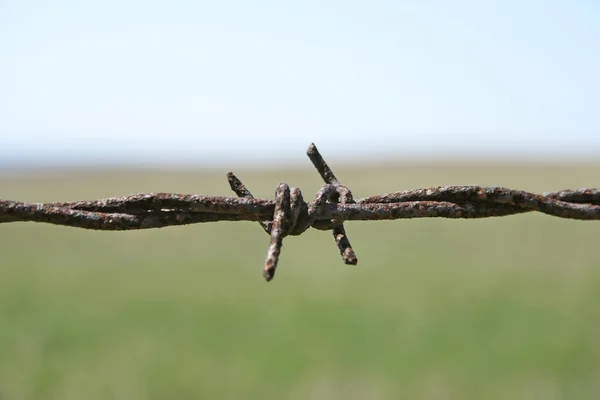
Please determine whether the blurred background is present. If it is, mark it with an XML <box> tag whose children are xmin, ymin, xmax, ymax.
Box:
<box><xmin>1</xmin><ymin>1</ymin><xmax>599</xmax><ymax>399</ymax></box>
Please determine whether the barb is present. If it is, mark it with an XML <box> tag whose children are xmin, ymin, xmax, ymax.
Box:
<box><xmin>307</xmin><ymin>143</ymin><xmax>358</xmax><ymax>266</ymax></box>
<box><xmin>2</xmin><ymin>143</ymin><xmax>600</xmax><ymax>282</ymax></box>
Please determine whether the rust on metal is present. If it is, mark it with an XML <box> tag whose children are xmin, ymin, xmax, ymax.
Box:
<box><xmin>2</xmin><ymin>143</ymin><xmax>600</xmax><ymax>282</ymax></box>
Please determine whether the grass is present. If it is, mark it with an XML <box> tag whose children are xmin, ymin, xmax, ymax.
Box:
<box><xmin>1</xmin><ymin>163</ymin><xmax>600</xmax><ymax>399</ymax></box>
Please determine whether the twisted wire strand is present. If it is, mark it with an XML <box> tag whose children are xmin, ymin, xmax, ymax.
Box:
<box><xmin>359</xmin><ymin>186</ymin><xmax>600</xmax><ymax>220</ymax></box>
<box><xmin>1</xmin><ymin>143</ymin><xmax>599</xmax><ymax>281</ymax></box>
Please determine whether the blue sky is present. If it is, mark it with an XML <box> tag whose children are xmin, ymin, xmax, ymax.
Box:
<box><xmin>1</xmin><ymin>0</ymin><xmax>599</xmax><ymax>166</ymax></box>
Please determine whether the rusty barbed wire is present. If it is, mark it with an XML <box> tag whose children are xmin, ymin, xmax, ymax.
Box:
<box><xmin>2</xmin><ymin>143</ymin><xmax>600</xmax><ymax>282</ymax></box>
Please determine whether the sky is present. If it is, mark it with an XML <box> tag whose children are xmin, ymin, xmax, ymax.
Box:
<box><xmin>1</xmin><ymin>0</ymin><xmax>599</xmax><ymax>166</ymax></box>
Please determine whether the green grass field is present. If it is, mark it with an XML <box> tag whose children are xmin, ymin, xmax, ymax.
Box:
<box><xmin>1</xmin><ymin>163</ymin><xmax>600</xmax><ymax>399</ymax></box>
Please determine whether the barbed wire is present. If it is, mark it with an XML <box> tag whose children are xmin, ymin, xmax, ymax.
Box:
<box><xmin>2</xmin><ymin>143</ymin><xmax>600</xmax><ymax>282</ymax></box>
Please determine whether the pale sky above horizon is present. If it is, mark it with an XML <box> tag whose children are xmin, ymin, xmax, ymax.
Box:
<box><xmin>1</xmin><ymin>0</ymin><xmax>599</xmax><ymax>166</ymax></box>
